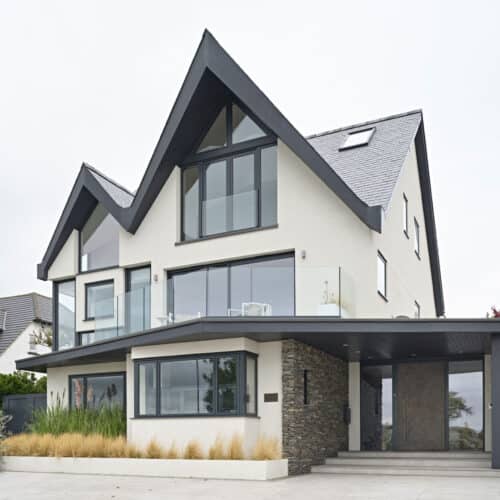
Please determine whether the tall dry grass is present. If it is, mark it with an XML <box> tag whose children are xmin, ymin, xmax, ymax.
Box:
<box><xmin>183</xmin><ymin>439</ymin><xmax>204</xmax><ymax>459</ymax></box>
<box><xmin>3</xmin><ymin>432</ymin><xmax>281</xmax><ymax>460</ymax></box>
<box><xmin>227</xmin><ymin>434</ymin><xmax>244</xmax><ymax>460</ymax></box>
<box><xmin>251</xmin><ymin>436</ymin><xmax>281</xmax><ymax>460</ymax></box>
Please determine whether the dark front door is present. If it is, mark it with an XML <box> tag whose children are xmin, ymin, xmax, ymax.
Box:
<box><xmin>394</xmin><ymin>361</ymin><xmax>447</xmax><ymax>451</ymax></box>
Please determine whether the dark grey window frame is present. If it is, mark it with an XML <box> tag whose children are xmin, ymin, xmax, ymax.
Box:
<box><xmin>53</xmin><ymin>278</ymin><xmax>76</xmax><ymax>351</ymax></box>
<box><xmin>414</xmin><ymin>300</ymin><xmax>421</xmax><ymax>319</ymax></box>
<box><xmin>414</xmin><ymin>217</ymin><xmax>421</xmax><ymax>259</ymax></box>
<box><xmin>78</xmin><ymin>206</ymin><xmax>120</xmax><ymax>274</ymax></box>
<box><xmin>403</xmin><ymin>194</ymin><xmax>409</xmax><ymax>238</ymax></box>
<box><xmin>166</xmin><ymin>252</ymin><xmax>296</xmax><ymax>320</ymax></box>
<box><xmin>377</xmin><ymin>251</ymin><xmax>388</xmax><ymax>302</ymax></box>
<box><xmin>68</xmin><ymin>371</ymin><xmax>126</xmax><ymax>411</ymax></box>
<box><xmin>180</xmin><ymin>100</ymin><xmax>277</xmax><ymax>242</ymax></box>
<box><xmin>84</xmin><ymin>279</ymin><xmax>115</xmax><ymax>321</ymax></box>
<box><xmin>134</xmin><ymin>351</ymin><xmax>258</xmax><ymax>418</ymax></box>
<box><xmin>125</xmin><ymin>265</ymin><xmax>151</xmax><ymax>333</ymax></box>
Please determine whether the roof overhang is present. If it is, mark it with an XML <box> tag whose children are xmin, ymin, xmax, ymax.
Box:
<box><xmin>17</xmin><ymin>317</ymin><xmax>500</xmax><ymax>372</ymax></box>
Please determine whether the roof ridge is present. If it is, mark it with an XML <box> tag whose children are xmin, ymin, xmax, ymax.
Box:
<box><xmin>306</xmin><ymin>109</ymin><xmax>423</xmax><ymax>139</ymax></box>
<box><xmin>82</xmin><ymin>163</ymin><xmax>135</xmax><ymax>197</ymax></box>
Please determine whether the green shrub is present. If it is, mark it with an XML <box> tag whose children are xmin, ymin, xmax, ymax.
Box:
<box><xmin>0</xmin><ymin>372</ymin><xmax>47</xmax><ymax>407</ymax></box>
<box><xmin>28</xmin><ymin>405</ymin><xmax>126</xmax><ymax>438</ymax></box>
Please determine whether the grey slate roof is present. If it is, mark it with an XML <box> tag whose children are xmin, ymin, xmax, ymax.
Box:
<box><xmin>307</xmin><ymin>110</ymin><xmax>422</xmax><ymax>211</ymax></box>
<box><xmin>0</xmin><ymin>293</ymin><xmax>52</xmax><ymax>356</ymax></box>
<box><xmin>84</xmin><ymin>164</ymin><xmax>134</xmax><ymax>208</ymax></box>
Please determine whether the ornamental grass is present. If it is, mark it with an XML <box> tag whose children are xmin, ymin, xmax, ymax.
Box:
<box><xmin>3</xmin><ymin>433</ymin><xmax>281</xmax><ymax>460</ymax></box>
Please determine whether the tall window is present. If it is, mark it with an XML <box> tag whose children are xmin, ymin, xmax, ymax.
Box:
<box><xmin>70</xmin><ymin>373</ymin><xmax>125</xmax><ymax>410</ymax></box>
<box><xmin>414</xmin><ymin>300</ymin><xmax>421</xmax><ymax>319</ymax></box>
<box><xmin>182</xmin><ymin>102</ymin><xmax>277</xmax><ymax>240</ymax></box>
<box><xmin>377</xmin><ymin>252</ymin><xmax>387</xmax><ymax>299</ymax></box>
<box><xmin>80</xmin><ymin>204</ymin><xmax>119</xmax><ymax>272</ymax></box>
<box><xmin>414</xmin><ymin>218</ymin><xmax>420</xmax><ymax>257</ymax></box>
<box><xmin>135</xmin><ymin>352</ymin><xmax>257</xmax><ymax>417</ymax></box>
<box><xmin>55</xmin><ymin>280</ymin><xmax>75</xmax><ymax>350</ymax></box>
<box><xmin>167</xmin><ymin>253</ymin><xmax>294</xmax><ymax>323</ymax></box>
<box><xmin>85</xmin><ymin>281</ymin><xmax>114</xmax><ymax>320</ymax></box>
<box><xmin>403</xmin><ymin>194</ymin><xmax>408</xmax><ymax>236</ymax></box>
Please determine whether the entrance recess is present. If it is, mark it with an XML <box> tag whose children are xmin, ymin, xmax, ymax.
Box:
<box><xmin>393</xmin><ymin>362</ymin><xmax>447</xmax><ymax>450</ymax></box>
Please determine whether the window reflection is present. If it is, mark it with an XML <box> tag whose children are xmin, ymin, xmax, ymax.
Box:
<box><xmin>449</xmin><ymin>360</ymin><xmax>483</xmax><ymax>450</ymax></box>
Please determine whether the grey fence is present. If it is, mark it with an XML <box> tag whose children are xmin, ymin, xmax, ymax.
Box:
<box><xmin>2</xmin><ymin>393</ymin><xmax>46</xmax><ymax>434</ymax></box>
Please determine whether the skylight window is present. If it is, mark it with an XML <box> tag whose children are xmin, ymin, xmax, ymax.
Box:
<box><xmin>339</xmin><ymin>128</ymin><xmax>375</xmax><ymax>150</ymax></box>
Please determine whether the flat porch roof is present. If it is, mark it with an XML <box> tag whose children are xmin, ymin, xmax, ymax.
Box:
<box><xmin>16</xmin><ymin>317</ymin><xmax>500</xmax><ymax>372</ymax></box>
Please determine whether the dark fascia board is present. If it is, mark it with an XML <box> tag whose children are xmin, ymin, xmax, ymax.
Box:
<box><xmin>414</xmin><ymin>120</ymin><xmax>445</xmax><ymax>317</ymax></box>
<box><xmin>16</xmin><ymin>316</ymin><xmax>500</xmax><ymax>372</ymax></box>
<box><xmin>37</xmin><ymin>30</ymin><xmax>382</xmax><ymax>280</ymax></box>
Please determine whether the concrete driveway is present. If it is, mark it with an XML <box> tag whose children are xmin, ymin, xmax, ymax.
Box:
<box><xmin>1</xmin><ymin>471</ymin><xmax>500</xmax><ymax>500</ymax></box>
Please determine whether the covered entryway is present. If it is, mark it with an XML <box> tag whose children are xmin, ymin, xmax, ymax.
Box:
<box><xmin>360</xmin><ymin>359</ymin><xmax>484</xmax><ymax>452</ymax></box>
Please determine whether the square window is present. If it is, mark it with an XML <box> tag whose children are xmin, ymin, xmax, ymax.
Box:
<box><xmin>339</xmin><ymin>128</ymin><xmax>374</xmax><ymax>150</ymax></box>
<box><xmin>86</xmin><ymin>281</ymin><xmax>114</xmax><ymax>320</ymax></box>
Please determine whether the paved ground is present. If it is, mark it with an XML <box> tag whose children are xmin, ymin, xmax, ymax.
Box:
<box><xmin>1</xmin><ymin>471</ymin><xmax>500</xmax><ymax>500</ymax></box>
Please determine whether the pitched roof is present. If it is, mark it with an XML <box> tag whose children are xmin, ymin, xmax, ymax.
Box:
<box><xmin>308</xmin><ymin>110</ymin><xmax>422</xmax><ymax>211</ymax></box>
<box><xmin>84</xmin><ymin>164</ymin><xmax>134</xmax><ymax>208</ymax></box>
<box><xmin>35</xmin><ymin>30</ymin><xmax>444</xmax><ymax>316</ymax></box>
<box><xmin>0</xmin><ymin>293</ymin><xmax>52</xmax><ymax>356</ymax></box>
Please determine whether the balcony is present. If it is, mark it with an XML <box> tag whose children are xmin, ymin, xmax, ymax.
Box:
<box><xmin>81</xmin><ymin>266</ymin><xmax>356</xmax><ymax>345</ymax></box>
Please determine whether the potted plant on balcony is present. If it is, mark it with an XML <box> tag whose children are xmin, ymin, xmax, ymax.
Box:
<box><xmin>317</xmin><ymin>280</ymin><xmax>341</xmax><ymax>316</ymax></box>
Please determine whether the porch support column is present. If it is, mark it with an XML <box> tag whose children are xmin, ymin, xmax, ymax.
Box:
<box><xmin>348</xmin><ymin>361</ymin><xmax>361</xmax><ymax>451</ymax></box>
<box><xmin>484</xmin><ymin>354</ymin><xmax>492</xmax><ymax>453</ymax></box>
<box><xmin>491</xmin><ymin>335</ymin><xmax>500</xmax><ymax>468</ymax></box>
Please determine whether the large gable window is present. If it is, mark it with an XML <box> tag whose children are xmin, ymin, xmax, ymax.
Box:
<box><xmin>182</xmin><ymin>102</ymin><xmax>277</xmax><ymax>241</ymax></box>
<box><xmin>80</xmin><ymin>204</ymin><xmax>119</xmax><ymax>272</ymax></box>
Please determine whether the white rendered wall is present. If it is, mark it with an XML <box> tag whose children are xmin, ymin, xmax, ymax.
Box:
<box><xmin>0</xmin><ymin>322</ymin><xmax>50</xmax><ymax>375</ymax></box>
<box><xmin>46</xmin><ymin>139</ymin><xmax>438</xmax><ymax>336</ymax></box>
<box><xmin>128</xmin><ymin>338</ymin><xmax>282</xmax><ymax>456</ymax></box>
<box><xmin>46</xmin><ymin>361</ymin><xmax>126</xmax><ymax>408</ymax></box>
<box><xmin>47</xmin><ymin>230</ymin><xmax>78</xmax><ymax>281</ymax></box>
<box><xmin>348</xmin><ymin>361</ymin><xmax>361</xmax><ymax>451</ymax></box>
<box><xmin>484</xmin><ymin>354</ymin><xmax>492</xmax><ymax>452</ymax></box>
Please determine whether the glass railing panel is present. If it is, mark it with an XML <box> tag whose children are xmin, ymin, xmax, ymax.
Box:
<box><xmin>202</xmin><ymin>190</ymin><xmax>258</xmax><ymax>236</ymax></box>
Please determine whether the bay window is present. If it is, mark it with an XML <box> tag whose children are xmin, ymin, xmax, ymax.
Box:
<box><xmin>135</xmin><ymin>352</ymin><xmax>257</xmax><ymax>417</ymax></box>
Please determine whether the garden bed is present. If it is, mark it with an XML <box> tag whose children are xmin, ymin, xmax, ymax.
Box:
<box><xmin>1</xmin><ymin>456</ymin><xmax>288</xmax><ymax>480</ymax></box>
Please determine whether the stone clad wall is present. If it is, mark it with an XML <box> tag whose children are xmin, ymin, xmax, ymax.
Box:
<box><xmin>282</xmin><ymin>340</ymin><xmax>348</xmax><ymax>474</ymax></box>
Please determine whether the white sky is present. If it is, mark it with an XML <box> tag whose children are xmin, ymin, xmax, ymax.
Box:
<box><xmin>1</xmin><ymin>0</ymin><xmax>499</xmax><ymax>317</ymax></box>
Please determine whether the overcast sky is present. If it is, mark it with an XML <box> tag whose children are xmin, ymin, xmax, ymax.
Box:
<box><xmin>1</xmin><ymin>1</ymin><xmax>499</xmax><ymax>317</ymax></box>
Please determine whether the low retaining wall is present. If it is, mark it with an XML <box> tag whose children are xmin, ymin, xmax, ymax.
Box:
<box><xmin>1</xmin><ymin>456</ymin><xmax>288</xmax><ymax>481</ymax></box>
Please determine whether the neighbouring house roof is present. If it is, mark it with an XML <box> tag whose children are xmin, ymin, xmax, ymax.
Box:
<box><xmin>35</xmin><ymin>30</ymin><xmax>444</xmax><ymax>316</ymax></box>
<box><xmin>308</xmin><ymin>110</ymin><xmax>422</xmax><ymax>211</ymax></box>
<box><xmin>0</xmin><ymin>293</ymin><xmax>52</xmax><ymax>357</ymax></box>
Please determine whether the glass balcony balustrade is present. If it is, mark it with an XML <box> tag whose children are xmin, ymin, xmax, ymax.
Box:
<box><xmin>82</xmin><ymin>266</ymin><xmax>356</xmax><ymax>345</ymax></box>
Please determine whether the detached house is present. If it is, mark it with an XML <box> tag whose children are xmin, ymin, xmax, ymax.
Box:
<box><xmin>18</xmin><ymin>31</ymin><xmax>500</xmax><ymax>474</ymax></box>
<box><xmin>0</xmin><ymin>293</ymin><xmax>51</xmax><ymax>374</ymax></box>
